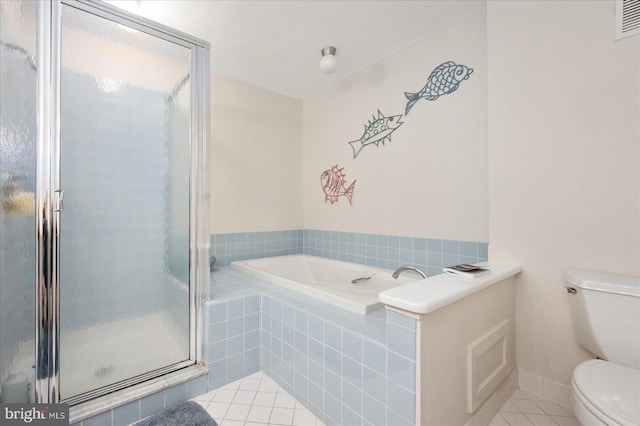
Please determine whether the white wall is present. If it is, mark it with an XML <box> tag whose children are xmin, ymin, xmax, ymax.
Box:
<box><xmin>207</xmin><ymin>0</ymin><xmax>640</xmax><ymax>391</ymax></box>
<box><xmin>487</xmin><ymin>0</ymin><xmax>640</xmax><ymax>386</ymax></box>
<box><xmin>210</xmin><ymin>73</ymin><xmax>303</xmax><ymax>233</ymax></box>
<box><xmin>302</xmin><ymin>3</ymin><xmax>488</xmax><ymax>242</ymax></box>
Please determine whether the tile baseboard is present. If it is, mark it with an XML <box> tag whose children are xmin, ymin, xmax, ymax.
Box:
<box><xmin>517</xmin><ymin>369</ymin><xmax>572</xmax><ymax>408</ymax></box>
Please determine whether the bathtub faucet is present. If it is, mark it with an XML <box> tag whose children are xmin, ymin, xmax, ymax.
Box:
<box><xmin>392</xmin><ymin>265</ymin><xmax>427</xmax><ymax>279</ymax></box>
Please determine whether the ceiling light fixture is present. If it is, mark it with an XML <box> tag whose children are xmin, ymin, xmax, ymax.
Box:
<box><xmin>319</xmin><ymin>46</ymin><xmax>337</xmax><ymax>74</ymax></box>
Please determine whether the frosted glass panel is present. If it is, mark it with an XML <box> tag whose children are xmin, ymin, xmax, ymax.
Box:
<box><xmin>58</xmin><ymin>4</ymin><xmax>191</xmax><ymax>400</ymax></box>
<box><xmin>0</xmin><ymin>0</ymin><xmax>37</xmax><ymax>395</ymax></box>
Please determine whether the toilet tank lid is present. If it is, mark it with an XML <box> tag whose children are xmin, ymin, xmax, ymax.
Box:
<box><xmin>565</xmin><ymin>270</ymin><xmax>640</xmax><ymax>297</ymax></box>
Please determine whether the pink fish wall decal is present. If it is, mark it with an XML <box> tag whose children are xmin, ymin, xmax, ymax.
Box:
<box><xmin>321</xmin><ymin>165</ymin><xmax>356</xmax><ymax>205</ymax></box>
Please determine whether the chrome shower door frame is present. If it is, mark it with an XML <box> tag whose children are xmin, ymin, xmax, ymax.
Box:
<box><xmin>35</xmin><ymin>0</ymin><xmax>210</xmax><ymax>405</ymax></box>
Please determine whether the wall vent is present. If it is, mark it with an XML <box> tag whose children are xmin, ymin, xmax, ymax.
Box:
<box><xmin>616</xmin><ymin>0</ymin><xmax>640</xmax><ymax>40</ymax></box>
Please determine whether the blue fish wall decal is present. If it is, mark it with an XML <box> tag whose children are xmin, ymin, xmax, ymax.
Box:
<box><xmin>348</xmin><ymin>110</ymin><xmax>404</xmax><ymax>159</ymax></box>
<box><xmin>404</xmin><ymin>61</ymin><xmax>473</xmax><ymax>115</ymax></box>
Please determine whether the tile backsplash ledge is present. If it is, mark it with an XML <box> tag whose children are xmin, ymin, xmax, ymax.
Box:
<box><xmin>211</xmin><ymin>230</ymin><xmax>488</xmax><ymax>277</ymax></box>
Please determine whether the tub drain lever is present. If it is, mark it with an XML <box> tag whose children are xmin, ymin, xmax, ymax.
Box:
<box><xmin>350</xmin><ymin>276</ymin><xmax>371</xmax><ymax>284</ymax></box>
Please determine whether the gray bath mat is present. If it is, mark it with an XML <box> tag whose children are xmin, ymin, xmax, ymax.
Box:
<box><xmin>135</xmin><ymin>401</ymin><xmax>218</xmax><ymax>426</ymax></box>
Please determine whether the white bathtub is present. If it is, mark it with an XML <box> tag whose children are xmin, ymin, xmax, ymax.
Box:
<box><xmin>231</xmin><ymin>255</ymin><xmax>417</xmax><ymax>314</ymax></box>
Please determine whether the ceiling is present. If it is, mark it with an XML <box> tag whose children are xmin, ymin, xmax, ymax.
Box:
<box><xmin>105</xmin><ymin>1</ymin><xmax>473</xmax><ymax>99</ymax></box>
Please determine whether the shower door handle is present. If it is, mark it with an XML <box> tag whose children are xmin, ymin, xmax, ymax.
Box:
<box><xmin>54</xmin><ymin>189</ymin><xmax>64</xmax><ymax>212</ymax></box>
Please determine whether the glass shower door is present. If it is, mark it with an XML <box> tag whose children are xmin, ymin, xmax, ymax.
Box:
<box><xmin>0</xmin><ymin>0</ymin><xmax>37</xmax><ymax>398</ymax></box>
<box><xmin>58</xmin><ymin>3</ymin><xmax>192</xmax><ymax>401</ymax></box>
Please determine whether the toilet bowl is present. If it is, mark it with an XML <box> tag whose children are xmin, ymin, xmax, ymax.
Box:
<box><xmin>565</xmin><ymin>270</ymin><xmax>640</xmax><ymax>426</ymax></box>
<box><xmin>571</xmin><ymin>360</ymin><xmax>640</xmax><ymax>426</ymax></box>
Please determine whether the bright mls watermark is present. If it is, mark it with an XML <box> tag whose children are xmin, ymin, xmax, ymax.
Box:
<box><xmin>1</xmin><ymin>404</ymin><xmax>68</xmax><ymax>425</ymax></box>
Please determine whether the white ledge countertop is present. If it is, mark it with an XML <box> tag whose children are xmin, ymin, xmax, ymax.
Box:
<box><xmin>379</xmin><ymin>264</ymin><xmax>522</xmax><ymax>314</ymax></box>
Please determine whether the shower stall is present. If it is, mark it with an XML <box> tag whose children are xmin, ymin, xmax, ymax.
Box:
<box><xmin>0</xmin><ymin>0</ymin><xmax>209</xmax><ymax>408</ymax></box>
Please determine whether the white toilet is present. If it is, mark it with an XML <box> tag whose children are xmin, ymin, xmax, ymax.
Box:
<box><xmin>565</xmin><ymin>270</ymin><xmax>640</xmax><ymax>426</ymax></box>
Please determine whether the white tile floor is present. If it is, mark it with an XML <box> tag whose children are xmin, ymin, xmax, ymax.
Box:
<box><xmin>490</xmin><ymin>389</ymin><xmax>579</xmax><ymax>426</ymax></box>
<box><xmin>191</xmin><ymin>371</ymin><xmax>324</xmax><ymax>426</ymax></box>
<box><xmin>193</xmin><ymin>371</ymin><xmax>578</xmax><ymax>426</ymax></box>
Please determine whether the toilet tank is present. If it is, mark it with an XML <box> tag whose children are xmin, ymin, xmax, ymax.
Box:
<box><xmin>565</xmin><ymin>270</ymin><xmax>640</xmax><ymax>370</ymax></box>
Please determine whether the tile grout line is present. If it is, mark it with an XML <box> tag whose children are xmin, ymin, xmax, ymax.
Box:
<box><xmin>492</xmin><ymin>388</ymin><xmax>578</xmax><ymax>426</ymax></box>
<box><xmin>194</xmin><ymin>371</ymin><xmax>323</xmax><ymax>426</ymax></box>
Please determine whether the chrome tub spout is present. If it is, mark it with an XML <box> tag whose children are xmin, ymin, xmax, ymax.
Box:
<box><xmin>392</xmin><ymin>265</ymin><xmax>427</xmax><ymax>279</ymax></box>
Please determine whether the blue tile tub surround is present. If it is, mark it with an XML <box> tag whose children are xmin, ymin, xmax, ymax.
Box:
<box><xmin>210</xmin><ymin>230</ymin><xmax>303</xmax><ymax>266</ymax></box>
<box><xmin>261</xmin><ymin>293</ymin><xmax>417</xmax><ymax>426</ymax></box>
<box><xmin>210</xmin><ymin>229</ymin><xmax>488</xmax><ymax>274</ymax></box>
<box><xmin>205</xmin><ymin>267</ymin><xmax>418</xmax><ymax>425</ymax></box>
<box><xmin>212</xmin><ymin>267</ymin><xmax>388</xmax><ymax>343</ymax></box>
<box><xmin>206</xmin><ymin>295</ymin><xmax>262</xmax><ymax>389</ymax></box>
<box><xmin>303</xmin><ymin>229</ymin><xmax>489</xmax><ymax>279</ymax></box>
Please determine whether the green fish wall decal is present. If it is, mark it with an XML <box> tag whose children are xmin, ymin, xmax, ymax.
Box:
<box><xmin>348</xmin><ymin>110</ymin><xmax>404</xmax><ymax>159</ymax></box>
